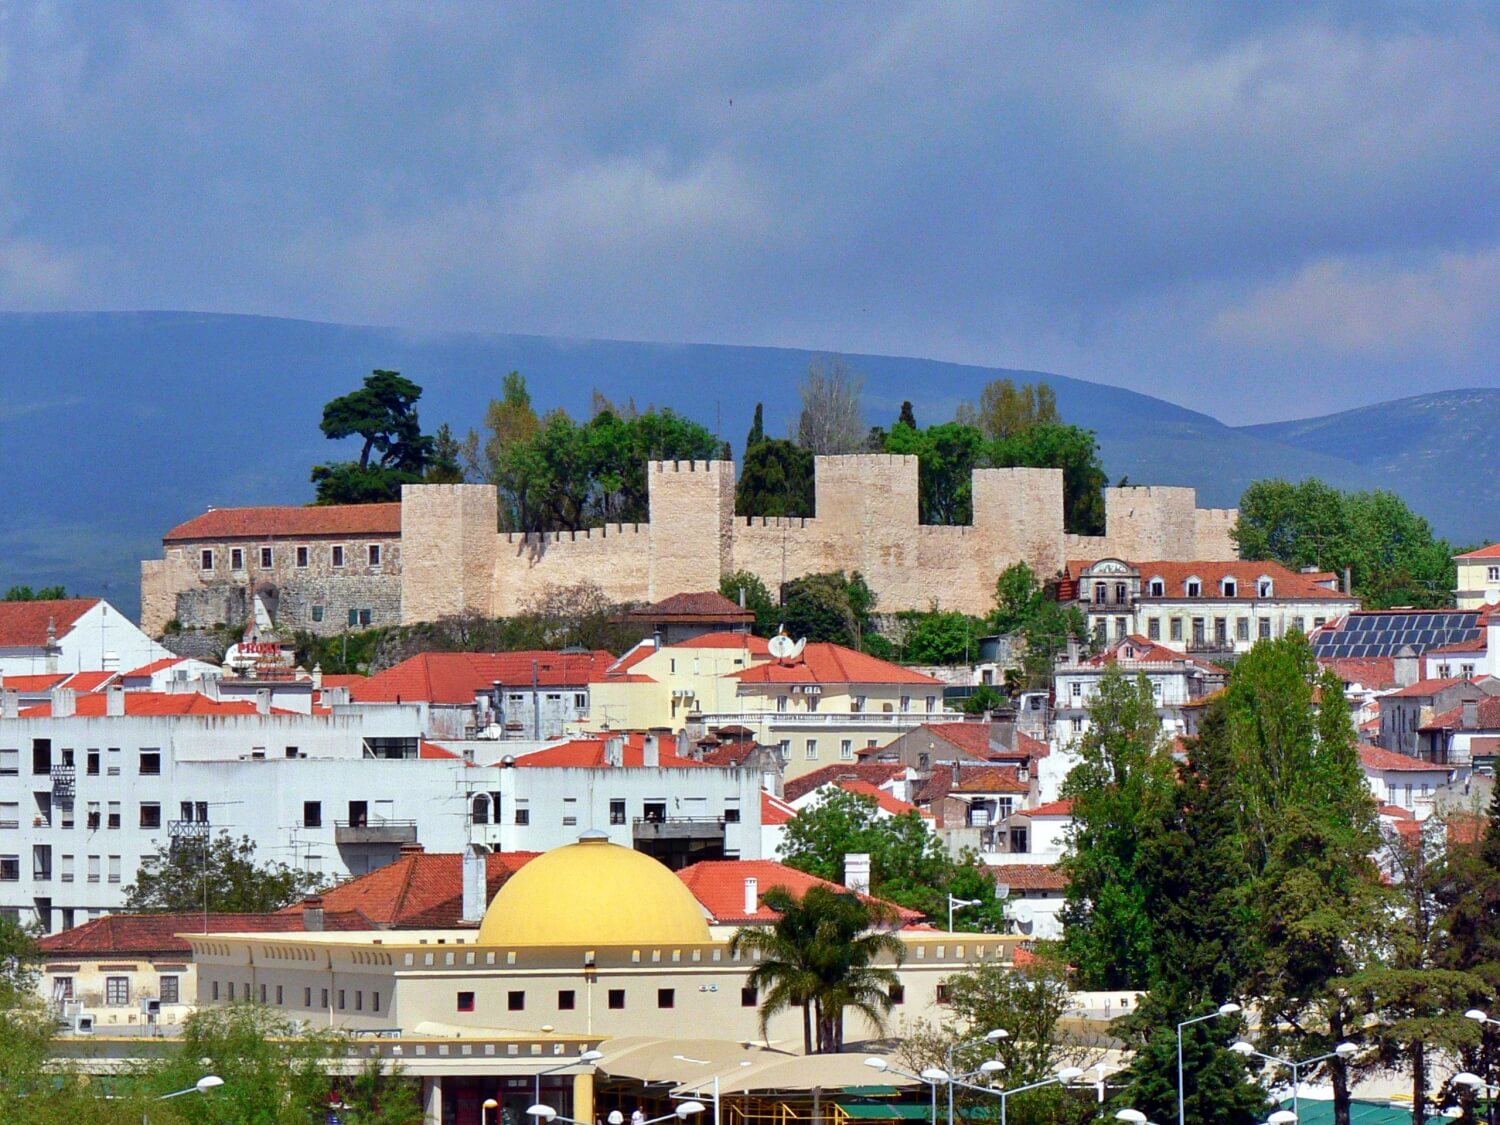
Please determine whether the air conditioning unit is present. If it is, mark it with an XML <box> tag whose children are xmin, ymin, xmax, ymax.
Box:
<box><xmin>141</xmin><ymin>997</ymin><xmax>161</xmax><ymax>1016</ymax></box>
<box><xmin>671</xmin><ymin>689</ymin><xmax>695</xmax><ymax>699</ymax></box>
<box><xmin>75</xmin><ymin>1014</ymin><xmax>95</xmax><ymax>1034</ymax></box>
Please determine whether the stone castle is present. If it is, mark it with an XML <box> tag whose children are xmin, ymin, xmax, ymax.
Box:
<box><xmin>143</xmin><ymin>454</ymin><xmax>1237</xmax><ymax>635</ymax></box>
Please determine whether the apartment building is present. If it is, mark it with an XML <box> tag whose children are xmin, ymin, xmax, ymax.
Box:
<box><xmin>0</xmin><ymin>597</ymin><xmax>172</xmax><ymax>676</ymax></box>
<box><xmin>1052</xmin><ymin>635</ymin><xmax>1228</xmax><ymax>741</ymax></box>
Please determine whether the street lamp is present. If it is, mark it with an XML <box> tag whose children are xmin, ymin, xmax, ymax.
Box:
<box><xmin>1177</xmin><ymin>1003</ymin><xmax>1241</xmax><ymax>1125</ymax></box>
<box><xmin>484</xmin><ymin>1098</ymin><xmax>500</xmax><ymax>1125</ymax></box>
<box><xmin>1456</xmin><ymin>1074</ymin><xmax>1500</xmax><ymax>1095</ymax></box>
<box><xmin>991</xmin><ymin>1066</ymin><xmax>1085</xmax><ymax>1125</ymax></box>
<box><xmin>944</xmin><ymin>1029</ymin><xmax>1008</xmax><ymax>1125</ymax></box>
<box><xmin>675</xmin><ymin>1052</ymin><xmax>753</xmax><ymax>1125</ymax></box>
<box><xmin>1266</xmin><ymin>1112</ymin><xmax>1298</xmax><ymax>1125</ymax></box>
<box><xmin>1228</xmin><ymin>1039</ymin><xmax>1355</xmax><ymax>1122</ymax></box>
<box><xmin>947</xmin><ymin>895</ymin><xmax>982</xmax><ymax>932</ymax></box>
<box><xmin>149</xmin><ymin>1076</ymin><xmax>223</xmax><ymax>1124</ymax></box>
<box><xmin>535</xmin><ymin>1049</ymin><xmax>604</xmax><ymax>1107</ymax></box>
<box><xmin>1116</xmin><ymin>1111</ymin><xmax>1154</xmax><ymax>1125</ymax></box>
<box><xmin>864</xmin><ymin>1058</ymin><xmax>951</xmax><ymax>1125</ymax></box>
<box><xmin>532</xmin><ymin>1106</ymin><xmax>704</xmax><ymax>1125</ymax></box>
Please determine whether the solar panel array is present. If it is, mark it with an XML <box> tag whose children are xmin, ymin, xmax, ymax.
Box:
<box><xmin>1312</xmin><ymin>611</ymin><xmax>1481</xmax><ymax>659</ymax></box>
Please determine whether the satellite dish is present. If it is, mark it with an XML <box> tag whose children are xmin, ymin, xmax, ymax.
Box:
<box><xmin>789</xmin><ymin>637</ymin><xmax>807</xmax><ymax>660</ymax></box>
<box><xmin>768</xmin><ymin>635</ymin><xmax>796</xmax><ymax>660</ymax></box>
<box><xmin>1485</xmin><ymin>590</ymin><xmax>1500</xmax><ymax>607</ymax></box>
<box><xmin>1009</xmin><ymin>900</ymin><xmax>1035</xmax><ymax>924</ymax></box>
<box><xmin>995</xmin><ymin>883</ymin><xmax>1010</xmax><ymax>901</ymax></box>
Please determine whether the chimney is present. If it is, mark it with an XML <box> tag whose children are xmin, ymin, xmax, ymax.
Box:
<box><xmin>1065</xmin><ymin>636</ymin><xmax>1080</xmax><ymax>665</ymax></box>
<box><xmin>311</xmin><ymin>663</ymin><xmax>323</xmax><ymax>689</ymax></box>
<box><xmin>605</xmin><ymin>736</ymin><xmax>624</xmax><ymax>768</ymax></box>
<box><xmin>301</xmin><ymin>895</ymin><xmax>325</xmax><ymax>933</ymax></box>
<box><xmin>677</xmin><ymin>729</ymin><xmax>692</xmax><ymax>760</ymax></box>
<box><xmin>843</xmin><ymin>853</ymin><xmax>871</xmax><ymax>895</ymax></box>
<box><xmin>1394</xmin><ymin>645</ymin><xmax>1420</xmax><ymax>689</ymax></box>
<box><xmin>52</xmin><ymin>688</ymin><xmax>75</xmax><ymax>719</ymax></box>
<box><xmin>1464</xmin><ymin>699</ymin><xmax>1479</xmax><ymax>730</ymax></box>
<box><xmin>105</xmin><ymin>684</ymin><xmax>126</xmax><ymax>717</ymax></box>
<box><xmin>744</xmin><ymin>877</ymin><xmax>759</xmax><ymax>915</ymax></box>
<box><xmin>1</xmin><ymin>688</ymin><xmax>17</xmax><ymax>720</ymax></box>
<box><xmin>255</xmin><ymin>689</ymin><xmax>271</xmax><ymax>716</ymax></box>
<box><xmin>644</xmin><ymin>734</ymin><xmax>660</xmax><ymax>768</ymax></box>
<box><xmin>1343</xmin><ymin>566</ymin><xmax>1353</xmax><ymax>595</ymax></box>
<box><xmin>462</xmin><ymin>848</ymin><xmax>487</xmax><ymax>924</ymax></box>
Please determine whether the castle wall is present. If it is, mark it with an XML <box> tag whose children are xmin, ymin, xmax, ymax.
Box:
<box><xmin>400</xmin><ymin>484</ymin><xmax>498</xmax><ymax>621</ymax></box>
<box><xmin>647</xmin><ymin>460</ymin><xmax>735</xmax><ymax>601</ymax></box>
<box><xmin>490</xmin><ymin>524</ymin><xmax>652</xmax><ymax>616</ymax></box>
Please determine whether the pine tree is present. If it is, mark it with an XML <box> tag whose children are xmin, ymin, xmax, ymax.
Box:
<box><xmin>897</xmin><ymin>400</ymin><xmax>917</xmax><ymax>429</ymax></box>
<box><xmin>746</xmin><ymin>402</ymin><xmax>766</xmax><ymax>449</ymax></box>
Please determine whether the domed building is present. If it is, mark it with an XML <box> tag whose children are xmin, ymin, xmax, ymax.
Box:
<box><xmin>188</xmin><ymin>835</ymin><xmax>1026</xmax><ymax>1125</ymax></box>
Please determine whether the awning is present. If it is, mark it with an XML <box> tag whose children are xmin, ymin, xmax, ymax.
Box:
<box><xmin>674</xmin><ymin>1052</ymin><xmax>922</xmax><ymax>1095</ymax></box>
<box><xmin>596</xmin><ymin>1037</ymin><xmax>774</xmax><ymax>1084</ymax></box>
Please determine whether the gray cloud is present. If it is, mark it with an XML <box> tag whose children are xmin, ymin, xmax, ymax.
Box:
<box><xmin>0</xmin><ymin>1</ymin><xmax>1496</xmax><ymax>421</ymax></box>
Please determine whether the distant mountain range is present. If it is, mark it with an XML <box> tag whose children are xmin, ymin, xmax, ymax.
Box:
<box><xmin>0</xmin><ymin>311</ymin><xmax>1491</xmax><ymax>620</ymax></box>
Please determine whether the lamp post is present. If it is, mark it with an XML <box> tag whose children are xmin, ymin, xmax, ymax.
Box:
<box><xmin>674</xmin><ymin>1052</ymin><xmax>751</xmax><ymax>1125</ymax></box>
<box><xmin>484</xmin><ymin>1098</ymin><xmax>500</xmax><ymax>1125</ymax></box>
<box><xmin>1467</xmin><ymin>1011</ymin><xmax>1500</xmax><ymax>1125</ymax></box>
<box><xmin>943</xmin><ymin>1029</ymin><xmax>1008</xmax><ymax>1125</ymax></box>
<box><xmin>148</xmin><ymin>1075</ymin><xmax>223</xmax><ymax>1125</ymax></box>
<box><xmin>947</xmin><ymin>895</ymin><xmax>982</xmax><ymax>932</ymax></box>
<box><xmin>991</xmin><ymin>1067</ymin><xmax>1085</xmax><ymax>1125</ymax></box>
<box><xmin>1177</xmin><ymin>1003</ymin><xmax>1240</xmax><ymax>1125</ymax></box>
<box><xmin>1264</xmin><ymin>1111</ymin><xmax>1298</xmax><ymax>1125</ymax></box>
<box><xmin>535</xmin><ymin>1049</ymin><xmax>604</xmax><ymax>1109</ymax></box>
<box><xmin>1229</xmin><ymin>1039</ymin><xmax>1355</xmax><ymax>1122</ymax></box>
<box><xmin>531</xmin><ymin>1104</ymin><xmax>704</xmax><ymax>1125</ymax></box>
<box><xmin>864</xmin><ymin>1058</ymin><xmax>950</xmax><ymax>1125</ymax></box>
<box><xmin>1116</xmin><ymin>1110</ymin><xmax>1158</xmax><ymax>1125</ymax></box>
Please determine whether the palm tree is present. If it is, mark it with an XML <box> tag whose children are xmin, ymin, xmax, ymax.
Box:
<box><xmin>729</xmin><ymin>884</ymin><xmax>906</xmax><ymax>1053</ymax></box>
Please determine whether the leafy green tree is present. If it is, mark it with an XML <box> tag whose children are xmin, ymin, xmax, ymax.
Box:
<box><xmin>895</xmin><ymin>609</ymin><xmax>986</xmax><ymax>664</ymax></box>
<box><xmin>2</xmin><ymin>584</ymin><xmax>68</xmax><ymax>601</ymax></box>
<box><xmin>1437</xmin><ymin>785</ymin><xmax>1500</xmax><ymax>1104</ymax></box>
<box><xmin>1234</xmin><ymin>478</ymin><xmax>1455</xmax><ymax>608</ymax></box>
<box><xmin>719</xmin><ymin>570</ymin><xmax>779</xmax><ymax>636</ymax></box>
<box><xmin>1116</xmin><ymin>1005</ymin><xmax>1270</xmax><ymax>1125</ymax></box>
<box><xmin>1059</xmin><ymin>666</ymin><xmax>1176</xmax><ymax>989</ymax></box>
<box><xmin>795</xmin><ymin>355</ymin><xmax>867</xmax><ymax>455</ymax></box>
<box><xmin>960</xmin><ymin>684</ymin><xmax>1006</xmax><ymax>716</ymax></box>
<box><xmin>730</xmin><ymin>884</ymin><xmax>904</xmax><ymax>1052</ymax></box>
<box><xmin>468</xmin><ymin>371</ymin><xmax>544</xmax><ymax>530</ymax></box>
<box><xmin>990</xmin><ymin>422</ymin><xmax>1108</xmax><ymax>536</ymax></box>
<box><xmin>884</xmin><ymin>420</ymin><xmax>986</xmax><ymax>524</ymax></box>
<box><xmin>958</xmin><ymin>378</ymin><xmax>1060</xmax><ymax>441</ymax></box>
<box><xmin>424</xmin><ymin>422</ymin><xmax>465</xmax><ymax>483</ymax></box>
<box><xmin>989</xmin><ymin>562</ymin><xmax>1045</xmax><ymax>635</ymax></box>
<box><xmin>746</xmin><ymin>403</ymin><xmax>766</xmax><ymax>448</ymax></box>
<box><xmin>123</xmin><ymin>832</ymin><xmax>322</xmax><ymax>913</ymax></box>
<box><xmin>737</xmin><ymin>437</ymin><xmax>815</xmax><ymax>517</ymax></box>
<box><xmin>312</xmin><ymin>370</ymin><xmax>438</xmax><ymax>503</ymax></box>
<box><xmin>897</xmin><ymin>401</ymin><xmax>917</xmax><ymax>429</ymax></box>
<box><xmin>943</xmin><ymin>958</ymin><xmax>1075</xmax><ymax>1083</ymax></box>
<box><xmin>0</xmin><ymin>911</ymin><xmax>41</xmax><ymax>1004</ymax></box>
<box><xmin>780</xmin><ymin>570</ymin><xmax>878</xmax><ymax>650</ymax></box>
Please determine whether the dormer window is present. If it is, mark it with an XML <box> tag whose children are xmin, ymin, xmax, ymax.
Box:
<box><xmin>1222</xmin><ymin>578</ymin><xmax>1237</xmax><ymax>598</ymax></box>
<box><xmin>1257</xmin><ymin>576</ymin><xmax>1273</xmax><ymax>597</ymax></box>
<box><xmin>1147</xmin><ymin>577</ymin><xmax>1165</xmax><ymax>597</ymax></box>
<box><xmin>1185</xmin><ymin>577</ymin><xmax>1202</xmax><ymax>598</ymax></box>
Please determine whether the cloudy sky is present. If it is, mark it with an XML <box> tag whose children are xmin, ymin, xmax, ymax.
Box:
<box><xmin>1</xmin><ymin>1</ymin><xmax>1497</xmax><ymax>422</ymax></box>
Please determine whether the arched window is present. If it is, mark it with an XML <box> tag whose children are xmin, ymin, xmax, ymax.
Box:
<box><xmin>1257</xmin><ymin>576</ymin><xmax>1273</xmax><ymax>597</ymax></box>
<box><xmin>471</xmin><ymin>794</ymin><xmax>490</xmax><ymax>825</ymax></box>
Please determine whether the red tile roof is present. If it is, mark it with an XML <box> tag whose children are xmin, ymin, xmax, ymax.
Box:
<box><xmin>731</xmin><ymin>642</ymin><xmax>943</xmax><ymax>686</ymax></box>
<box><xmin>669</xmin><ymin>631</ymin><xmax>774</xmax><ymax>654</ymax></box>
<box><xmin>351</xmin><ymin>650</ymin><xmax>616</xmax><ymax>705</ymax></box>
<box><xmin>419</xmin><ymin>740</ymin><xmax>462</xmax><ymax>760</ymax></box>
<box><xmin>507</xmin><ymin>734</ymin><xmax>711</xmax><ymax>769</ymax></box>
<box><xmin>282</xmin><ymin>852</ymin><xmax>541</xmax><ymax>929</ymax></box>
<box><xmin>66</xmin><ymin>671</ymin><xmax>121</xmax><ymax>692</ymax></box>
<box><xmin>1067</xmin><ymin>559</ymin><xmax>1351</xmax><ymax>600</ymax></box>
<box><xmin>784</xmin><ymin>762</ymin><xmax>905</xmax><ymax>802</ymax></box>
<box><xmin>18</xmin><ymin>692</ymin><xmax>296</xmax><ymax>718</ymax></box>
<box><xmin>163</xmin><ymin>503</ymin><xmax>401</xmax><ymax>542</ymax></box>
<box><xmin>838</xmin><ymin>778</ymin><xmax>933</xmax><ymax>818</ymax></box>
<box><xmin>951</xmin><ymin>766</ymin><xmax>1029</xmax><ymax>795</ymax></box>
<box><xmin>675</xmin><ymin>859</ymin><xmax>923</xmax><ymax>925</ymax></box>
<box><xmin>1425</xmin><ymin>638</ymin><xmax>1487</xmax><ymax>657</ymax></box>
<box><xmin>991</xmin><ymin>863</ymin><xmax>1068</xmax><ymax>891</ymax></box>
<box><xmin>1385</xmin><ymin>677</ymin><xmax>1469</xmax><ymax>698</ymax></box>
<box><xmin>918</xmin><ymin>722</ymin><xmax>997</xmax><ymax>758</ymax></box>
<box><xmin>38</xmin><ymin>911</ymin><xmax>363</xmax><ymax>956</ymax></box>
<box><xmin>629</xmin><ymin>592</ymin><xmax>755</xmax><ymax>623</ymax></box>
<box><xmin>761</xmin><ymin>792</ymin><xmax>797</xmax><ymax>826</ymax></box>
<box><xmin>1359</xmin><ymin>743</ymin><xmax>1450</xmax><ymax>773</ymax></box>
<box><xmin>0</xmin><ymin>599</ymin><xmax>99</xmax><ymax>647</ymax></box>
<box><xmin>1457</xmin><ymin>544</ymin><xmax>1500</xmax><ymax>560</ymax></box>
<box><xmin>1324</xmin><ymin>657</ymin><xmax>1400</xmax><ymax>690</ymax></box>
<box><xmin>121</xmin><ymin>657</ymin><xmax>187</xmax><ymax>679</ymax></box>
<box><xmin>1018</xmin><ymin>799</ymin><xmax>1073</xmax><ymax>817</ymax></box>
<box><xmin>1378</xmin><ymin>803</ymin><xmax>1416</xmax><ymax>820</ymax></box>
<box><xmin>1423</xmin><ymin>697</ymin><xmax>1500</xmax><ymax>732</ymax></box>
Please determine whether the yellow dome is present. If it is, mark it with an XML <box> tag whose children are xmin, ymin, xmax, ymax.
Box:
<box><xmin>477</xmin><ymin>833</ymin><xmax>712</xmax><ymax>947</ymax></box>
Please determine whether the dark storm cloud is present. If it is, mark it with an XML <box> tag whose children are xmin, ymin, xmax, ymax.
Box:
<box><xmin>0</xmin><ymin>1</ymin><xmax>1496</xmax><ymax>420</ymax></box>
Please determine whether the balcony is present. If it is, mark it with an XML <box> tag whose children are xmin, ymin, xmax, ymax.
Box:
<box><xmin>334</xmin><ymin>819</ymin><xmax>418</xmax><ymax>846</ymax></box>
<box><xmin>632</xmin><ymin>816</ymin><xmax>726</xmax><ymax>842</ymax></box>
<box><xmin>50</xmin><ymin>765</ymin><xmax>75</xmax><ymax>804</ymax></box>
<box><xmin>696</xmin><ymin>710</ymin><xmax>951</xmax><ymax>731</ymax></box>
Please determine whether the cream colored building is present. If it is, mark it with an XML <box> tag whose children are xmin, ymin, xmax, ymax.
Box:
<box><xmin>588</xmin><ymin>634</ymin><xmax>951</xmax><ymax>779</ymax></box>
<box><xmin>188</xmin><ymin>835</ymin><xmax>1022</xmax><ymax>1125</ymax></box>
<box><xmin>1456</xmin><ymin>545</ymin><xmax>1500</xmax><ymax>610</ymax></box>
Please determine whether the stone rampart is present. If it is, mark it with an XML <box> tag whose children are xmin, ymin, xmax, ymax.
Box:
<box><xmin>397</xmin><ymin>456</ymin><xmax>1240</xmax><ymax>621</ymax></box>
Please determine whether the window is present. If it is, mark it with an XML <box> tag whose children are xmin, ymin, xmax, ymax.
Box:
<box><xmin>32</xmin><ymin>739</ymin><xmax>51</xmax><ymax>775</ymax></box>
<box><xmin>776</xmin><ymin>695</ymin><xmax>788</xmax><ymax>713</ymax></box>
<box><xmin>303</xmin><ymin>801</ymin><xmax>321</xmax><ymax>828</ymax></box>
<box><xmin>608</xmin><ymin>989</ymin><xmax>625</xmax><ymax>1010</ymax></box>
<box><xmin>471</xmin><ymin>795</ymin><xmax>490</xmax><ymax>825</ymax></box>
<box><xmin>900</xmin><ymin>695</ymin><xmax>912</xmax><ymax>713</ymax></box>
<box><xmin>840</xmin><ymin>739</ymin><xmax>853</xmax><ymax>760</ymax></box>
<box><xmin>296</xmin><ymin>546</ymin><xmax>309</xmax><ymax>568</ymax></box>
<box><xmin>508</xmin><ymin>990</ymin><xmax>525</xmax><ymax>1011</ymax></box>
<box><xmin>321</xmin><ymin>988</ymin><xmax>329</xmax><ymax>1009</ymax></box>
<box><xmin>643</xmin><ymin>801</ymin><xmax>667</xmax><ymax>823</ymax></box>
<box><xmin>888</xmin><ymin>985</ymin><xmax>905</xmax><ymax>1005</ymax></box>
<box><xmin>108</xmin><ymin>855</ymin><xmax>121</xmax><ymax>883</ymax></box>
<box><xmin>373</xmin><ymin>992</ymin><xmax>380</xmax><ymax>1012</ymax></box>
<box><xmin>805</xmin><ymin>693</ymin><xmax>819</xmax><ymax>713</ymax></box>
<box><xmin>332</xmin><ymin>545</ymin><xmax>345</xmax><ymax>568</ymax></box>
<box><xmin>212</xmin><ymin>981</ymin><xmax>220</xmax><ymax>1001</ymax></box>
<box><xmin>230</xmin><ymin>547</ymin><xmax>244</xmax><ymax>570</ymax></box>
<box><xmin>369</xmin><ymin>544</ymin><xmax>382</xmax><ymax>566</ymax></box>
<box><xmin>139</xmin><ymin>751</ymin><xmax>160</xmax><ymax>775</ymax></box>
<box><xmin>1314</xmin><ymin>617</ymin><xmax>1327</xmax><ymax>628</ymax></box>
<box><xmin>0</xmin><ymin>803</ymin><xmax>16</xmax><ymax>830</ymax></box>
<box><xmin>1258</xmin><ymin>617</ymin><xmax>1271</xmax><ymax>639</ymax></box>
<box><xmin>337</xmin><ymin>990</ymin><xmax>346</xmax><ymax>1010</ymax></box>
<box><xmin>311</xmin><ymin>605</ymin><xmax>324</xmax><ymax>623</ymax></box>
<box><xmin>105</xmin><ymin>976</ymin><xmax>130</xmax><ymax>1006</ymax></box>
<box><xmin>60</xmin><ymin>854</ymin><xmax>73</xmax><ymax>883</ymax></box>
<box><xmin>852</xmin><ymin>694</ymin><xmax>867</xmax><ymax>712</ymax></box>
<box><xmin>724</xmin><ymin>805</ymin><xmax>740</xmax><ymax>823</ymax></box>
<box><xmin>609</xmin><ymin>799</ymin><xmax>626</xmax><ymax>825</ymax></box>
<box><xmin>140</xmin><ymin>803</ymin><xmax>161</xmax><ymax>829</ymax></box>
<box><xmin>805</xmin><ymin>739</ymin><xmax>818</xmax><ymax>761</ymax></box>
<box><xmin>1463</xmin><ymin>663</ymin><xmax>1477</xmax><ymax>677</ymax></box>
<box><xmin>741</xmin><ymin>986</ymin><xmax>758</xmax><ymax>1007</ymax></box>
<box><xmin>260</xmin><ymin>984</ymin><xmax>268</xmax><ymax>1003</ymax></box>
<box><xmin>1214</xmin><ymin>618</ymin><xmax>1227</xmax><ymax>644</ymax></box>
<box><xmin>574</xmin><ymin>692</ymin><xmax>588</xmax><ymax>710</ymax></box>
<box><xmin>1147</xmin><ymin>618</ymin><xmax>1160</xmax><ymax>641</ymax></box>
<box><xmin>305</xmin><ymin>987</ymin><xmax>313</xmax><ymax>1006</ymax></box>
<box><xmin>514</xmin><ymin>802</ymin><xmax>530</xmax><ymax>825</ymax></box>
<box><xmin>1291</xmin><ymin>616</ymin><xmax>1305</xmax><ymax>634</ymax></box>
<box><xmin>1222</xmin><ymin>579</ymin><xmax>1237</xmax><ymax>597</ymax></box>
<box><xmin>106</xmin><ymin>748</ymin><xmax>120</xmax><ymax>776</ymax></box>
<box><xmin>87</xmin><ymin>855</ymin><xmax>100</xmax><ymax>883</ymax></box>
<box><xmin>0</xmin><ymin>748</ymin><xmax>17</xmax><ymax>777</ymax></box>
<box><xmin>54</xmin><ymin>976</ymin><xmax>74</xmax><ymax>1000</ymax></box>
<box><xmin>562</xmin><ymin>798</ymin><xmax>578</xmax><ymax>826</ymax></box>
<box><xmin>1115</xmin><ymin>582</ymin><xmax>1128</xmax><ymax>604</ymax></box>
<box><xmin>1236</xmin><ymin>618</ymin><xmax>1250</xmax><ymax>642</ymax></box>
<box><xmin>1148</xmin><ymin>578</ymin><xmax>1165</xmax><ymax>597</ymax></box>
<box><xmin>0</xmin><ymin>856</ymin><xmax>18</xmax><ymax>881</ymax></box>
<box><xmin>355</xmin><ymin>990</ymin><xmax>364</xmax><ymax>1011</ymax></box>
<box><xmin>86</xmin><ymin>750</ymin><xmax>99</xmax><ymax>776</ymax></box>
<box><xmin>936</xmin><ymin>983</ymin><xmax>952</xmax><ymax>1005</ymax></box>
<box><xmin>559</xmin><ymin>989</ymin><xmax>577</xmax><ymax>1010</ymax></box>
<box><xmin>107</xmin><ymin>802</ymin><xmax>121</xmax><ymax>829</ymax></box>
<box><xmin>1258</xmin><ymin>577</ymin><xmax>1274</xmax><ymax>597</ymax></box>
<box><xmin>658</xmin><ymin>988</ymin><xmax>675</xmax><ymax>1009</ymax></box>
<box><xmin>1070</xmin><ymin>681</ymin><xmax>1081</xmax><ymax>700</ymax></box>
<box><xmin>779</xmin><ymin>740</ymin><xmax>791</xmax><ymax>762</ymax></box>
<box><xmin>200</xmin><ymin>549</ymin><xmax>214</xmax><ymax>571</ymax></box>
<box><xmin>1490</xmin><ymin>566</ymin><xmax>1500</xmax><ymax>583</ymax></box>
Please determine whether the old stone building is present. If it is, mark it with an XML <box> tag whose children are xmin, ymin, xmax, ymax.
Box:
<box><xmin>144</xmin><ymin>455</ymin><xmax>1238</xmax><ymax>635</ymax></box>
<box><xmin>141</xmin><ymin>504</ymin><xmax>402</xmax><ymax>636</ymax></box>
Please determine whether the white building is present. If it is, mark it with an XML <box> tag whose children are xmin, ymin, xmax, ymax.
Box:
<box><xmin>1052</xmin><ymin>635</ymin><xmax>1227</xmax><ymax>741</ymax></box>
<box><xmin>0</xmin><ymin>598</ymin><xmax>172</xmax><ymax>677</ymax></box>
<box><xmin>0</xmin><ymin>693</ymin><xmax>763</xmax><ymax>932</ymax></box>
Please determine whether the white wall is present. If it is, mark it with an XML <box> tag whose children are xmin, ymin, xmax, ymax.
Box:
<box><xmin>0</xmin><ymin>601</ymin><xmax>174</xmax><ymax>677</ymax></box>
